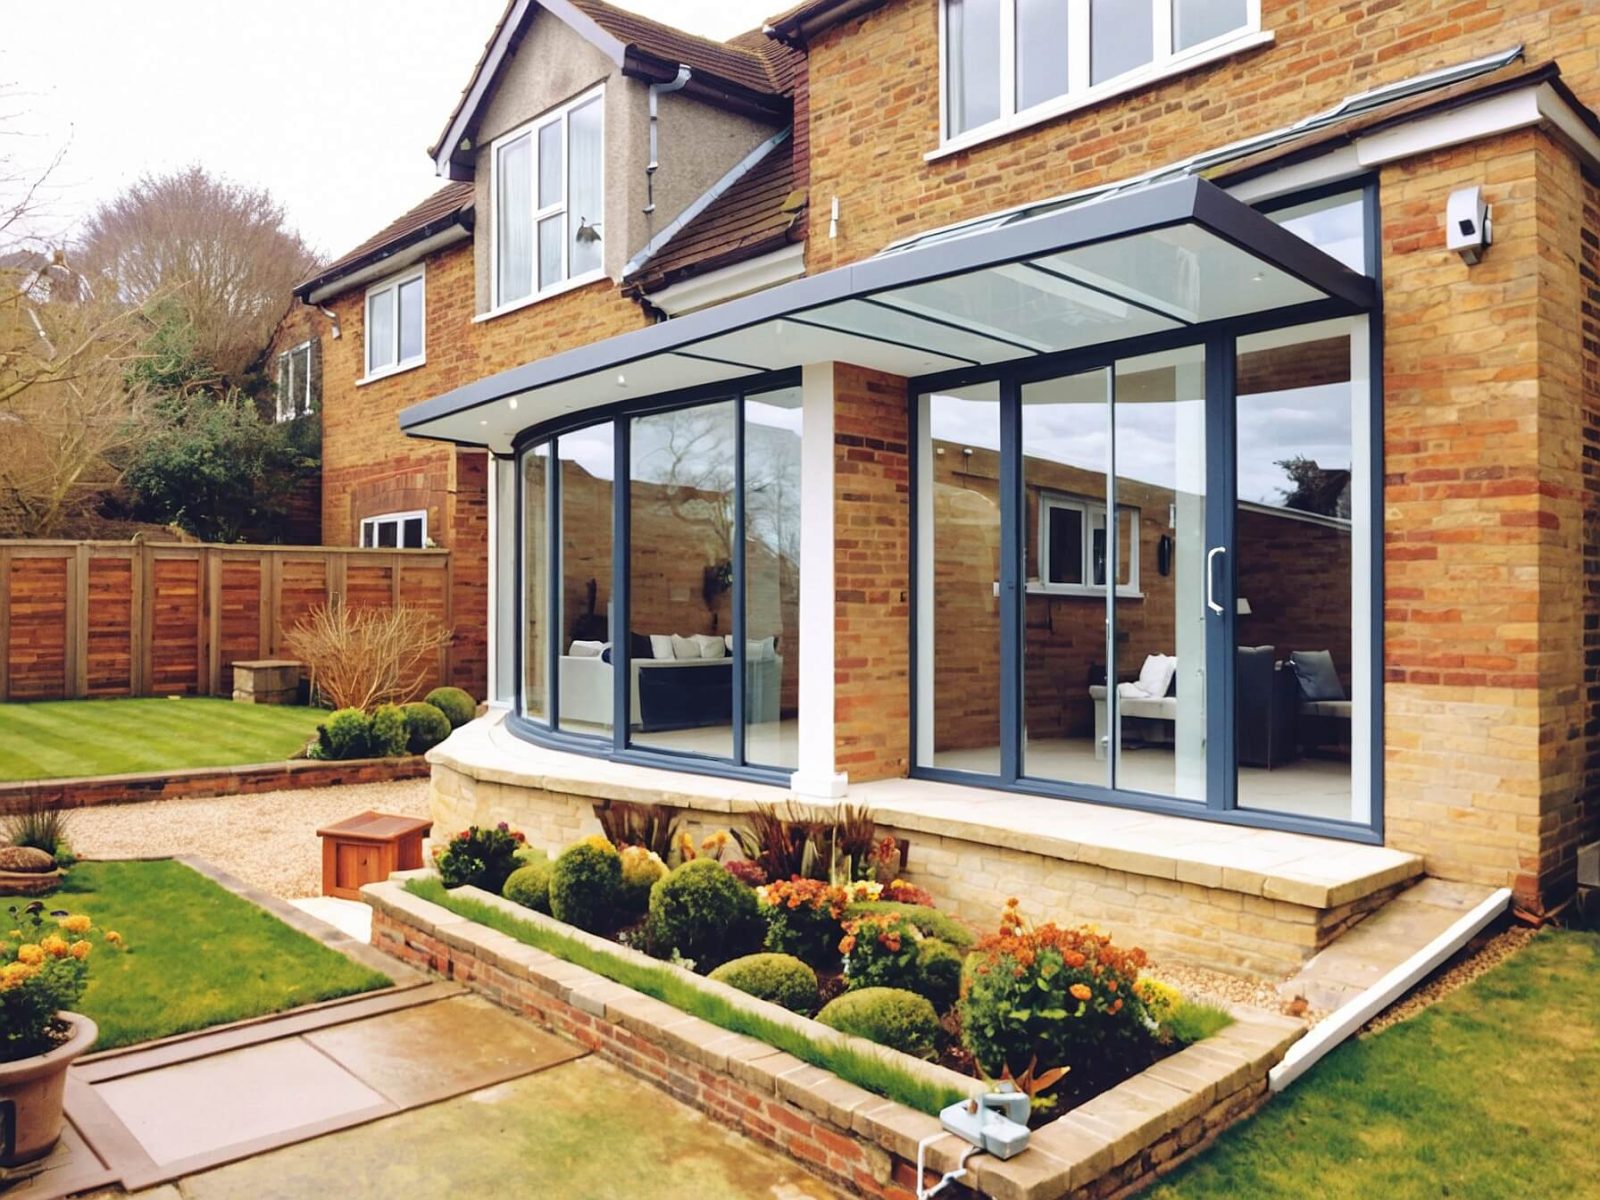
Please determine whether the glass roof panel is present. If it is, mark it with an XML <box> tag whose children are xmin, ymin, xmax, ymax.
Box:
<box><xmin>800</xmin><ymin>297</ymin><xmax>1045</xmax><ymax>363</ymax></box>
<box><xmin>1037</xmin><ymin>225</ymin><xmax>1323</xmax><ymax>324</ymax></box>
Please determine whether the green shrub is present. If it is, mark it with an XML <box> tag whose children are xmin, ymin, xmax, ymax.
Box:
<box><xmin>960</xmin><ymin>901</ymin><xmax>1153</xmax><ymax>1096</ymax></box>
<box><xmin>401</xmin><ymin>701</ymin><xmax>452</xmax><ymax>754</ymax></box>
<box><xmin>434</xmin><ymin>823</ymin><xmax>527</xmax><ymax>893</ymax></box>
<box><xmin>618</xmin><ymin>845</ymin><xmax>668</xmax><ymax>914</ymax></box>
<box><xmin>503</xmin><ymin>861</ymin><xmax>554</xmax><ymax>914</ymax></box>
<box><xmin>425</xmin><ymin>686</ymin><xmax>477</xmax><ymax>728</ymax></box>
<box><xmin>917</xmin><ymin>939</ymin><xmax>964</xmax><ymax>1012</ymax></box>
<box><xmin>841</xmin><ymin>909</ymin><xmax>923</xmax><ymax>993</ymax></box>
<box><xmin>817</xmin><ymin>987</ymin><xmax>939</xmax><ymax>1059</ymax></box>
<box><xmin>549</xmin><ymin>836</ymin><xmax>623</xmax><ymax>934</ymax></box>
<box><xmin>1163</xmin><ymin>999</ymin><xmax>1233</xmax><ymax>1045</ymax></box>
<box><xmin>313</xmin><ymin>707</ymin><xmax>372</xmax><ymax>760</ymax></box>
<box><xmin>708</xmin><ymin>953</ymin><xmax>820</xmax><ymax>1015</ymax></box>
<box><xmin>844</xmin><ymin>901</ymin><xmax>975</xmax><ymax>951</ymax></box>
<box><xmin>647</xmin><ymin>858</ymin><xmax>761</xmax><ymax>972</ymax></box>
<box><xmin>369</xmin><ymin>704</ymin><xmax>408</xmax><ymax>757</ymax></box>
<box><xmin>3</xmin><ymin>797</ymin><xmax>71</xmax><ymax>862</ymax></box>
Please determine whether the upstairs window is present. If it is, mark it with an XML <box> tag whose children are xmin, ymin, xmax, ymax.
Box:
<box><xmin>365</xmin><ymin>267</ymin><xmax>425</xmax><ymax>379</ymax></box>
<box><xmin>361</xmin><ymin>510</ymin><xmax>427</xmax><ymax>549</ymax></box>
<box><xmin>944</xmin><ymin>0</ymin><xmax>1259</xmax><ymax>142</ymax></box>
<box><xmin>492</xmin><ymin>87</ymin><xmax>605</xmax><ymax>311</ymax></box>
<box><xmin>275</xmin><ymin>341</ymin><xmax>314</xmax><ymax>421</ymax></box>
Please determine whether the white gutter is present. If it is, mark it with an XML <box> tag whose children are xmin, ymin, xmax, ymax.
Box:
<box><xmin>1269</xmin><ymin>886</ymin><xmax>1512</xmax><ymax>1093</ymax></box>
<box><xmin>305</xmin><ymin>225</ymin><xmax>472</xmax><ymax>305</ymax></box>
<box><xmin>643</xmin><ymin>242</ymin><xmax>805</xmax><ymax>316</ymax></box>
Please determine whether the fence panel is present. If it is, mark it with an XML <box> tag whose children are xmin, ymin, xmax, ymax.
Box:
<box><xmin>0</xmin><ymin>542</ymin><xmax>456</xmax><ymax>702</ymax></box>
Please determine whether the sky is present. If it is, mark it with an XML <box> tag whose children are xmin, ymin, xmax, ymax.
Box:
<box><xmin>1</xmin><ymin>0</ymin><xmax>779</xmax><ymax>261</ymax></box>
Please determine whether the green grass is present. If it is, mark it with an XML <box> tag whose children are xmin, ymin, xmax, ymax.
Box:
<box><xmin>1149</xmin><ymin>929</ymin><xmax>1600</xmax><ymax>1200</ymax></box>
<box><xmin>407</xmin><ymin>878</ymin><xmax>971</xmax><ymax>1117</ymax></box>
<box><xmin>1163</xmin><ymin>999</ymin><xmax>1233</xmax><ymax>1044</ymax></box>
<box><xmin>45</xmin><ymin>860</ymin><xmax>391</xmax><ymax>1052</ymax></box>
<box><xmin>0</xmin><ymin>698</ymin><xmax>324</xmax><ymax>781</ymax></box>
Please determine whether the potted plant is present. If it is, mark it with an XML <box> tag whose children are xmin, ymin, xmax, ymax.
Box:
<box><xmin>0</xmin><ymin>901</ymin><xmax>113</xmax><ymax>1167</ymax></box>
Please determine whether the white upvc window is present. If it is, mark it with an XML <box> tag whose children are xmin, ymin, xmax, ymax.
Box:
<box><xmin>360</xmin><ymin>510</ymin><xmax>428</xmax><ymax>550</ymax></box>
<box><xmin>1037</xmin><ymin>494</ymin><xmax>1139</xmax><ymax>597</ymax></box>
<box><xmin>940</xmin><ymin>0</ymin><xmax>1264</xmax><ymax>149</ymax></box>
<box><xmin>490</xmin><ymin>86</ymin><xmax>605</xmax><ymax>313</ymax></box>
<box><xmin>275</xmin><ymin>341</ymin><xmax>313</xmax><ymax>422</ymax></box>
<box><xmin>364</xmin><ymin>266</ymin><xmax>426</xmax><ymax>380</ymax></box>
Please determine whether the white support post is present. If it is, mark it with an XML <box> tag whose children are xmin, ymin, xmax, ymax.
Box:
<box><xmin>487</xmin><ymin>454</ymin><xmax>517</xmax><ymax>710</ymax></box>
<box><xmin>791</xmin><ymin>362</ymin><xmax>849</xmax><ymax>800</ymax></box>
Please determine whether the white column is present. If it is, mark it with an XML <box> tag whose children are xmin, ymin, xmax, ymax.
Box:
<box><xmin>791</xmin><ymin>362</ymin><xmax>849</xmax><ymax>800</ymax></box>
<box><xmin>1173</xmin><ymin>391</ymin><xmax>1207</xmax><ymax>801</ymax></box>
<box><xmin>487</xmin><ymin>453</ymin><xmax>517</xmax><ymax>710</ymax></box>
<box><xmin>1349</xmin><ymin>316</ymin><xmax>1372</xmax><ymax>826</ymax></box>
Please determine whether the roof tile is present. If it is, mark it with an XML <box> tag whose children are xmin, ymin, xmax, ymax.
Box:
<box><xmin>298</xmin><ymin>182</ymin><xmax>473</xmax><ymax>293</ymax></box>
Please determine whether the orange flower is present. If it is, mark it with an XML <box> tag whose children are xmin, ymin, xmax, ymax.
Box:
<box><xmin>1069</xmin><ymin>983</ymin><xmax>1092</xmax><ymax>1002</ymax></box>
<box><xmin>839</xmin><ymin>934</ymin><xmax>857</xmax><ymax>956</ymax></box>
<box><xmin>69</xmin><ymin>940</ymin><xmax>91</xmax><ymax>961</ymax></box>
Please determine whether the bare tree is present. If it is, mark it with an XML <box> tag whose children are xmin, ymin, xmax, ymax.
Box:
<box><xmin>76</xmin><ymin>165</ymin><xmax>319</xmax><ymax>381</ymax></box>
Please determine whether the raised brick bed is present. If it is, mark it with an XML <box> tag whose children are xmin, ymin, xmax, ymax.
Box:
<box><xmin>0</xmin><ymin>756</ymin><xmax>431</xmax><ymax>816</ymax></box>
<box><xmin>365</xmin><ymin>877</ymin><xmax>1305</xmax><ymax>1200</ymax></box>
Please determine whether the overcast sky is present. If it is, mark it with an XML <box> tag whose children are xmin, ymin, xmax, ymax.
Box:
<box><xmin>2</xmin><ymin>0</ymin><xmax>778</xmax><ymax>260</ymax></box>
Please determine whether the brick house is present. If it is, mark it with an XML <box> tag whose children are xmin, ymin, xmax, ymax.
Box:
<box><xmin>296</xmin><ymin>0</ymin><xmax>1600</xmax><ymax>947</ymax></box>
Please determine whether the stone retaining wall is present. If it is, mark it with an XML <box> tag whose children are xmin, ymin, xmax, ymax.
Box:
<box><xmin>0</xmin><ymin>756</ymin><xmax>430</xmax><ymax>816</ymax></box>
<box><xmin>366</xmin><ymin>878</ymin><xmax>1304</xmax><ymax>1200</ymax></box>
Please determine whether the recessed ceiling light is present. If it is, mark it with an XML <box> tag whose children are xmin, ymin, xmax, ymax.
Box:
<box><xmin>508</xmin><ymin>397</ymin><xmax>518</xmax><ymax>410</ymax></box>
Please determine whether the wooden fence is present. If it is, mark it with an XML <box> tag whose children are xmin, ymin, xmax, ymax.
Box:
<box><xmin>0</xmin><ymin>541</ymin><xmax>456</xmax><ymax>702</ymax></box>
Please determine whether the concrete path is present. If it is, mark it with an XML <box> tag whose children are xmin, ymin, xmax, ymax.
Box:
<box><xmin>1279</xmin><ymin>877</ymin><xmax>1498</xmax><ymax>1012</ymax></box>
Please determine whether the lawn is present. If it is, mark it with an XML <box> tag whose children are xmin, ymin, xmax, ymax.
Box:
<box><xmin>44</xmin><ymin>859</ymin><xmax>391</xmax><ymax>1052</ymax></box>
<box><xmin>0</xmin><ymin>697</ymin><xmax>324</xmax><ymax>781</ymax></box>
<box><xmin>1149</xmin><ymin>929</ymin><xmax>1600</xmax><ymax>1200</ymax></box>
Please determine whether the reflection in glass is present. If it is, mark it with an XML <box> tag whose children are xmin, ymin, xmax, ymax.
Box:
<box><xmin>1091</xmin><ymin>0</ymin><xmax>1152</xmax><ymax>85</ymax></box>
<box><xmin>917</xmin><ymin>383</ymin><xmax>1001</xmax><ymax>775</ymax></box>
<box><xmin>1021</xmin><ymin>369</ymin><xmax>1110</xmax><ymax>789</ymax></box>
<box><xmin>1111</xmin><ymin>347</ymin><xmax>1206</xmax><ymax>802</ymax></box>
<box><xmin>1235</xmin><ymin>322</ymin><xmax>1359</xmax><ymax>822</ymax></box>
<box><xmin>556</xmin><ymin>425</ymin><xmax>615</xmax><ymax>736</ymax></box>
<box><xmin>629</xmin><ymin>403</ymin><xmax>737</xmax><ymax>760</ymax></box>
<box><xmin>1267</xmin><ymin>191</ymin><xmax>1368</xmax><ymax>274</ymax></box>
<box><xmin>1173</xmin><ymin>0</ymin><xmax>1248</xmax><ymax>51</ymax></box>
<box><xmin>744</xmin><ymin>389</ymin><xmax>802</xmax><ymax>769</ymax></box>
<box><xmin>1016</xmin><ymin>0</ymin><xmax>1069</xmax><ymax>111</ymax></box>
<box><xmin>522</xmin><ymin>445</ymin><xmax>551</xmax><ymax>724</ymax></box>
<box><xmin>947</xmin><ymin>0</ymin><xmax>1001</xmax><ymax>134</ymax></box>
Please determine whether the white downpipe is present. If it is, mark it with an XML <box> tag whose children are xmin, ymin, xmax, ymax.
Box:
<box><xmin>1269</xmin><ymin>886</ymin><xmax>1512</xmax><ymax>1093</ymax></box>
<box><xmin>915</xmin><ymin>1133</ymin><xmax>981</xmax><ymax>1200</ymax></box>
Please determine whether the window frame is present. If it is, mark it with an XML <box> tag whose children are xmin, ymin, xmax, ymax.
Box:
<box><xmin>935</xmin><ymin>0</ymin><xmax>1267</xmax><ymax>157</ymax></box>
<box><xmin>1035</xmin><ymin>492</ymin><xmax>1140</xmax><ymax>597</ymax></box>
<box><xmin>362</xmin><ymin>266</ymin><xmax>426</xmax><ymax>382</ymax></box>
<box><xmin>275</xmin><ymin>340</ymin><xmax>313</xmax><ymax>422</ymax></box>
<box><xmin>360</xmin><ymin>509</ymin><xmax>429</xmax><ymax>550</ymax></box>
<box><xmin>488</xmin><ymin>84</ymin><xmax>607</xmax><ymax>317</ymax></box>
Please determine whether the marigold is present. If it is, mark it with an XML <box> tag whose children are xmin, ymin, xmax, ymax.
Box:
<box><xmin>61</xmin><ymin>914</ymin><xmax>91</xmax><ymax>934</ymax></box>
<box><xmin>105</xmin><ymin>931</ymin><xmax>124</xmax><ymax>946</ymax></box>
<box><xmin>69</xmin><ymin>940</ymin><xmax>91</xmax><ymax>961</ymax></box>
<box><xmin>40</xmin><ymin>934</ymin><xmax>70</xmax><ymax>959</ymax></box>
<box><xmin>0</xmin><ymin>961</ymin><xmax>35</xmax><ymax>990</ymax></box>
<box><xmin>16</xmin><ymin>944</ymin><xmax>43</xmax><ymax>966</ymax></box>
<box><xmin>1070</xmin><ymin>983</ymin><xmax>1093</xmax><ymax>1002</ymax></box>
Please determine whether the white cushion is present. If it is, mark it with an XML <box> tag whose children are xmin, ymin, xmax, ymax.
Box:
<box><xmin>691</xmin><ymin>634</ymin><xmax>725</xmax><ymax>659</ymax></box>
<box><xmin>671</xmin><ymin>634</ymin><xmax>700</xmax><ymax>661</ymax></box>
<box><xmin>649</xmin><ymin>634</ymin><xmax>676</xmax><ymax>661</ymax></box>
<box><xmin>1136</xmin><ymin>654</ymin><xmax>1177</xmax><ymax>700</ymax></box>
<box><xmin>568</xmin><ymin>639</ymin><xmax>605</xmax><ymax>658</ymax></box>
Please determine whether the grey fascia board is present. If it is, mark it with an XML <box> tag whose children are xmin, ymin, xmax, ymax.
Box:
<box><xmin>400</xmin><ymin>174</ymin><xmax>1370</xmax><ymax>433</ymax></box>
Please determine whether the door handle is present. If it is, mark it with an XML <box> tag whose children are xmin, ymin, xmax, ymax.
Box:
<box><xmin>1206</xmin><ymin>546</ymin><xmax>1225</xmax><ymax>615</ymax></box>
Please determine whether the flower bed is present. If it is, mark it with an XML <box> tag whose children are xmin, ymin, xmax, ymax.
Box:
<box><xmin>368</xmin><ymin>874</ymin><xmax>1306</xmax><ymax>1200</ymax></box>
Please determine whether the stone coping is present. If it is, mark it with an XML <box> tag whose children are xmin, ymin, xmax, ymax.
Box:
<box><xmin>431</xmin><ymin>715</ymin><xmax>1422</xmax><ymax>911</ymax></box>
<box><xmin>0</xmin><ymin>755</ymin><xmax>430</xmax><ymax>815</ymax></box>
<box><xmin>365</xmin><ymin>874</ymin><xmax>1307</xmax><ymax>1200</ymax></box>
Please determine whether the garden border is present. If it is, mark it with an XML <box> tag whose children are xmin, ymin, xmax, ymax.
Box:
<box><xmin>365</xmin><ymin>875</ymin><xmax>1306</xmax><ymax>1200</ymax></box>
<box><xmin>0</xmin><ymin>756</ymin><xmax>430</xmax><ymax>816</ymax></box>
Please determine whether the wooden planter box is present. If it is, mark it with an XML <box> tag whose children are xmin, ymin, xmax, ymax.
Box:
<box><xmin>317</xmin><ymin>812</ymin><xmax>432</xmax><ymax>901</ymax></box>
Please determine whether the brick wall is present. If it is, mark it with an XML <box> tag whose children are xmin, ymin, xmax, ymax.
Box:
<box><xmin>1581</xmin><ymin>175</ymin><xmax>1600</xmax><ymax>856</ymax></box>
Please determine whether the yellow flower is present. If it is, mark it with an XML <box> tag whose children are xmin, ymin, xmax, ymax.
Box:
<box><xmin>69</xmin><ymin>940</ymin><xmax>91</xmax><ymax>961</ymax></box>
<box><xmin>105</xmin><ymin>931</ymin><xmax>124</xmax><ymax>946</ymax></box>
<box><xmin>16</xmin><ymin>944</ymin><xmax>44</xmax><ymax>966</ymax></box>
<box><xmin>7</xmin><ymin>930</ymin><xmax>19</xmax><ymax>939</ymax></box>
<box><xmin>60</xmin><ymin>915</ymin><xmax>91</xmax><ymax>934</ymax></box>
<box><xmin>0</xmin><ymin>961</ymin><xmax>35</xmax><ymax>990</ymax></box>
<box><xmin>39</xmin><ymin>935</ymin><xmax>69</xmax><ymax>959</ymax></box>
<box><xmin>1069</xmin><ymin>983</ymin><xmax>1093</xmax><ymax>1002</ymax></box>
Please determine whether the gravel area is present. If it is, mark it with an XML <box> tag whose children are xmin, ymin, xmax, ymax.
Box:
<box><xmin>66</xmin><ymin>779</ymin><xmax>433</xmax><ymax>899</ymax></box>
<box><xmin>1359</xmin><ymin>921</ymin><xmax>1537</xmax><ymax>1037</ymax></box>
<box><xmin>1145</xmin><ymin>957</ymin><xmax>1298</xmax><ymax>1016</ymax></box>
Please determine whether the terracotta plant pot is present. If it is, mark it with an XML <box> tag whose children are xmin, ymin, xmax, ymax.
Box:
<box><xmin>0</xmin><ymin>1012</ymin><xmax>97</xmax><ymax>1167</ymax></box>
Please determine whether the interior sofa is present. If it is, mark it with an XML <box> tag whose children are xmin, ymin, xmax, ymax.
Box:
<box><xmin>559</xmin><ymin>646</ymin><xmax>782</xmax><ymax>733</ymax></box>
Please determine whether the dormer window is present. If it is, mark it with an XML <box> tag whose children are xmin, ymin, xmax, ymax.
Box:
<box><xmin>491</xmin><ymin>87</ymin><xmax>605</xmax><ymax>311</ymax></box>
<box><xmin>942</xmin><ymin>0</ymin><xmax>1263</xmax><ymax>149</ymax></box>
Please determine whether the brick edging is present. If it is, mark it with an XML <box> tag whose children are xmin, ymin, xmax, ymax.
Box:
<box><xmin>365</xmin><ymin>877</ymin><xmax>1307</xmax><ymax>1200</ymax></box>
<box><xmin>0</xmin><ymin>756</ymin><xmax>431</xmax><ymax>815</ymax></box>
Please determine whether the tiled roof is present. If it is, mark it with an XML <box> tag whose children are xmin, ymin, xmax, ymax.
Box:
<box><xmin>297</xmin><ymin>183</ymin><xmax>474</xmax><ymax>295</ymax></box>
<box><xmin>572</xmin><ymin>0</ymin><xmax>801</xmax><ymax>95</ymax></box>
<box><xmin>635</xmin><ymin>143</ymin><xmax>803</xmax><ymax>293</ymax></box>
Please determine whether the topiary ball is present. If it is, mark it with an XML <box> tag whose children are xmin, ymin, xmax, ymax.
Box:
<box><xmin>425</xmin><ymin>686</ymin><xmax>477</xmax><ymax>729</ymax></box>
<box><xmin>315</xmin><ymin>707</ymin><xmax>373</xmax><ymax>760</ymax></box>
<box><xmin>370</xmin><ymin>703</ymin><xmax>408</xmax><ymax>757</ymax></box>
<box><xmin>618</xmin><ymin>845</ymin><xmax>668</xmax><ymax>914</ymax></box>
<box><xmin>549</xmin><ymin>837</ymin><xmax>623</xmax><ymax>933</ymax></box>
<box><xmin>647</xmin><ymin>857</ymin><xmax>761</xmax><ymax>972</ymax></box>
<box><xmin>708</xmin><ymin>953</ymin><xmax>820</xmax><ymax>1015</ymax></box>
<box><xmin>816</xmin><ymin>987</ymin><xmax>940</xmax><ymax>1059</ymax></box>
<box><xmin>843</xmin><ymin>901</ymin><xmax>976</xmax><ymax>951</ymax></box>
<box><xmin>916</xmin><ymin>939</ymin><xmax>965</xmax><ymax>1012</ymax></box>
<box><xmin>503</xmin><ymin>860</ymin><xmax>554</xmax><ymax>914</ymax></box>
<box><xmin>401</xmin><ymin>701</ymin><xmax>452</xmax><ymax>754</ymax></box>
